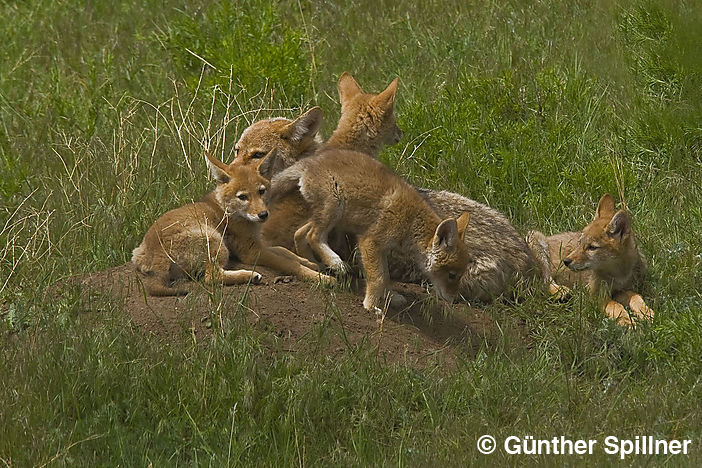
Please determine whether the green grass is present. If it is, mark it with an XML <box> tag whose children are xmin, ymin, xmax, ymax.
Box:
<box><xmin>1</xmin><ymin>0</ymin><xmax>701</xmax><ymax>465</ymax></box>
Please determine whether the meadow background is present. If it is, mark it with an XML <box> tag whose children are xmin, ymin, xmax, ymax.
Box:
<box><xmin>1</xmin><ymin>0</ymin><xmax>701</xmax><ymax>465</ymax></box>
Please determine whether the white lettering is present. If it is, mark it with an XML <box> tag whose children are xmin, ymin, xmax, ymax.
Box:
<box><xmin>504</xmin><ymin>436</ymin><xmax>521</xmax><ymax>454</ymax></box>
<box><xmin>604</xmin><ymin>436</ymin><xmax>619</xmax><ymax>455</ymax></box>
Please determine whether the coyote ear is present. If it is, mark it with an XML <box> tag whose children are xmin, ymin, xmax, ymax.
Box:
<box><xmin>338</xmin><ymin>72</ymin><xmax>364</xmax><ymax>105</ymax></box>
<box><xmin>432</xmin><ymin>218</ymin><xmax>459</xmax><ymax>251</ymax></box>
<box><xmin>607</xmin><ymin>210</ymin><xmax>631</xmax><ymax>240</ymax></box>
<box><xmin>282</xmin><ymin>106</ymin><xmax>323</xmax><ymax>143</ymax></box>
<box><xmin>255</xmin><ymin>148</ymin><xmax>280</xmax><ymax>180</ymax></box>
<box><xmin>595</xmin><ymin>193</ymin><xmax>615</xmax><ymax>220</ymax></box>
<box><xmin>205</xmin><ymin>151</ymin><xmax>230</xmax><ymax>184</ymax></box>
<box><xmin>371</xmin><ymin>77</ymin><xmax>398</xmax><ymax>110</ymax></box>
<box><xmin>456</xmin><ymin>212</ymin><xmax>470</xmax><ymax>243</ymax></box>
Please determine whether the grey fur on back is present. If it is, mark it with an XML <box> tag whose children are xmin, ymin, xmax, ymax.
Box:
<box><xmin>388</xmin><ymin>188</ymin><xmax>541</xmax><ymax>302</ymax></box>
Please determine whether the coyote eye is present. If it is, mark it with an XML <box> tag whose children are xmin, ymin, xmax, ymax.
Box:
<box><xmin>258</xmin><ymin>187</ymin><xmax>266</xmax><ymax>195</ymax></box>
<box><xmin>586</xmin><ymin>244</ymin><xmax>598</xmax><ymax>251</ymax></box>
<box><xmin>251</xmin><ymin>151</ymin><xmax>267</xmax><ymax>159</ymax></box>
<box><xmin>448</xmin><ymin>272</ymin><xmax>457</xmax><ymax>280</ymax></box>
<box><xmin>237</xmin><ymin>194</ymin><xmax>248</xmax><ymax>201</ymax></box>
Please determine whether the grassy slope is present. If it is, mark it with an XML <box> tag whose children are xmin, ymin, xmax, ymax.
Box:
<box><xmin>1</xmin><ymin>0</ymin><xmax>701</xmax><ymax>465</ymax></box>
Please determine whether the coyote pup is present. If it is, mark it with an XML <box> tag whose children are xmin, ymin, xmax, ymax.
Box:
<box><xmin>131</xmin><ymin>151</ymin><xmax>333</xmax><ymax>296</ymax></box>
<box><xmin>270</xmin><ymin>150</ymin><xmax>470</xmax><ymax>312</ymax></box>
<box><xmin>527</xmin><ymin>194</ymin><xmax>654</xmax><ymax>327</ymax></box>
<box><xmin>233</xmin><ymin>72</ymin><xmax>402</xmax><ymax>251</ymax></box>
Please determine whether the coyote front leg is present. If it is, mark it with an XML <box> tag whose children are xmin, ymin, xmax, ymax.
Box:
<box><xmin>358</xmin><ymin>236</ymin><xmax>395</xmax><ymax>312</ymax></box>
<box><xmin>613</xmin><ymin>290</ymin><xmax>654</xmax><ymax>321</ymax></box>
<box><xmin>603</xmin><ymin>299</ymin><xmax>633</xmax><ymax>328</ymax></box>
<box><xmin>253</xmin><ymin>247</ymin><xmax>336</xmax><ymax>285</ymax></box>
<box><xmin>267</xmin><ymin>245</ymin><xmax>319</xmax><ymax>271</ymax></box>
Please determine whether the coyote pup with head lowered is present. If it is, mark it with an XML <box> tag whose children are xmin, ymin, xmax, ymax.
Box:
<box><xmin>270</xmin><ymin>150</ymin><xmax>470</xmax><ymax>313</ymax></box>
<box><xmin>527</xmin><ymin>194</ymin><xmax>654</xmax><ymax>327</ymax></box>
<box><xmin>131</xmin><ymin>151</ymin><xmax>333</xmax><ymax>296</ymax></box>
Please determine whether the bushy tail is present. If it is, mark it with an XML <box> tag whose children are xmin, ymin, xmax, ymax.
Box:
<box><xmin>268</xmin><ymin>163</ymin><xmax>306</xmax><ymax>202</ymax></box>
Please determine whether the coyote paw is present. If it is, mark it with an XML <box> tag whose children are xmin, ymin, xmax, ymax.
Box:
<box><xmin>616</xmin><ymin>315</ymin><xmax>634</xmax><ymax>329</ymax></box>
<box><xmin>363</xmin><ymin>296</ymin><xmax>383</xmax><ymax>314</ymax></box>
<box><xmin>251</xmin><ymin>272</ymin><xmax>263</xmax><ymax>284</ymax></box>
<box><xmin>548</xmin><ymin>281</ymin><xmax>571</xmax><ymax>301</ymax></box>
<box><xmin>329</xmin><ymin>260</ymin><xmax>350</xmax><ymax>276</ymax></box>
<box><xmin>318</xmin><ymin>273</ymin><xmax>337</xmax><ymax>286</ymax></box>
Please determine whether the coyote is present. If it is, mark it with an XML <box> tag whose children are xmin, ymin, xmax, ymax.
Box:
<box><xmin>233</xmin><ymin>73</ymin><xmax>539</xmax><ymax>302</ymax></box>
<box><xmin>233</xmin><ymin>72</ymin><xmax>402</xmax><ymax>253</ymax></box>
<box><xmin>388</xmin><ymin>189</ymin><xmax>541</xmax><ymax>303</ymax></box>
<box><xmin>270</xmin><ymin>150</ymin><xmax>470</xmax><ymax>312</ymax></box>
<box><xmin>527</xmin><ymin>194</ymin><xmax>654</xmax><ymax>327</ymax></box>
<box><xmin>131</xmin><ymin>151</ymin><xmax>333</xmax><ymax>296</ymax></box>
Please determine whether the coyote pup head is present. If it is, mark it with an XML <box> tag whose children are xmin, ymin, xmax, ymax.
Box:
<box><xmin>206</xmin><ymin>151</ymin><xmax>271</xmax><ymax>223</ymax></box>
<box><xmin>233</xmin><ymin>107</ymin><xmax>324</xmax><ymax>180</ymax></box>
<box><xmin>426</xmin><ymin>212</ymin><xmax>470</xmax><ymax>302</ymax></box>
<box><xmin>563</xmin><ymin>194</ymin><xmax>635</xmax><ymax>274</ymax></box>
<box><xmin>335</xmin><ymin>72</ymin><xmax>403</xmax><ymax>151</ymax></box>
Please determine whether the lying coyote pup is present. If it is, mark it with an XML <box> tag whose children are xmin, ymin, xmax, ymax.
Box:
<box><xmin>132</xmin><ymin>150</ymin><xmax>333</xmax><ymax>296</ymax></box>
<box><xmin>527</xmin><ymin>194</ymin><xmax>654</xmax><ymax>327</ymax></box>
<box><xmin>270</xmin><ymin>150</ymin><xmax>470</xmax><ymax>312</ymax></box>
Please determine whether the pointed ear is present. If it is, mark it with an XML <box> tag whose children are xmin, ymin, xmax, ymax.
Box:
<box><xmin>595</xmin><ymin>193</ymin><xmax>615</xmax><ymax>220</ymax></box>
<box><xmin>338</xmin><ymin>72</ymin><xmax>363</xmax><ymax>105</ymax></box>
<box><xmin>205</xmin><ymin>151</ymin><xmax>230</xmax><ymax>184</ymax></box>
<box><xmin>282</xmin><ymin>106</ymin><xmax>323</xmax><ymax>143</ymax></box>
<box><xmin>456</xmin><ymin>212</ymin><xmax>470</xmax><ymax>243</ymax></box>
<box><xmin>432</xmin><ymin>218</ymin><xmax>458</xmax><ymax>251</ymax></box>
<box><xmin>607</xmin><ymin>210</ymin><xmax>632</xmax><ymax>240</ymax></box>
<box><xmin>255</xmin><ymin>148</ymin><xmax>280</xmax><ymax>180</ymax></box>
<box><xmin>371</xmin><ymin>77</ymin><xmax>398</xmax><ymax>110</ymax></box>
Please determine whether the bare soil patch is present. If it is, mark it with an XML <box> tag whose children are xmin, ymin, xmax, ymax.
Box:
<box><xmin>66</xmin><ymin>263</ymin><xmax>523</xmax><ymax>367</ymax></box>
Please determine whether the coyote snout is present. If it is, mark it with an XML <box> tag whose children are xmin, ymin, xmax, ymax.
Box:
<box><xmin>562</xmin><ymin>254</ymin><xmax>588</xmax><ymax>271</ymax></box>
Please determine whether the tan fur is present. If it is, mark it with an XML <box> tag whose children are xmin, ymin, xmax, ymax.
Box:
<box><xmin>323</xmin><ymin>72</ymin><xmax>403</xmax><ymax>156</ymax></box>
<box><xmin>270</xmin><ymin>150</ymin><xmax>470</xmax><ymax>313</ymax></box>
<box><xmin>233</xmin><ymin>107</ymin><xmax>325</xmax><ymax>250</ymax></box>
<box><xmin>232</xmin><ymin>73</ymin><xmax>538</xmax><ymax>302</ymax></box>
<box><xmin>527</xmin><ymin>194</ymin><xmax>654</xmax><ymax>327</ymax></box>
<box><xmin>131</xmin><ymin>151</ymin><xmax>334</xmax><ymax>296</ymax></box>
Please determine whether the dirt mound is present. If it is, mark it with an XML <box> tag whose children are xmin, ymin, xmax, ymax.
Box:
<box><xmin>70</xmin><ymin>263</ymin><xmax>517</xmax><ymax>367</ymax></box>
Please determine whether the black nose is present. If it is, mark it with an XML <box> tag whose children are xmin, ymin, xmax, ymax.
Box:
<box><xmin>258</xmin><ymin>211</ymin><xmax>269</xmax><ymax>220</ymax></box>
<box><xmin>563</xmin><ymin>258</ymin><xmax>572</xmax><ymax>267</ymax></box>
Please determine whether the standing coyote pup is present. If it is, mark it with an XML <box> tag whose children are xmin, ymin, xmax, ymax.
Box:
<box><xmin>131</xmin><ymin>151</ymin><xmax>333</xmax><ymax>296</ymax></box>
<box><xmin>527</xmin><ymin>194</ymin><xmax>654</xmax><ymax>327</ymax></box>
<box><xmin>232</xmin><ymin>72</ymin><xmax>403</xmax><ymax>251</ymax></box>
<box><xmin>270</xmin><ymin>150</ymin><xmax>470</xmax><ymax>312</ymax></box>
